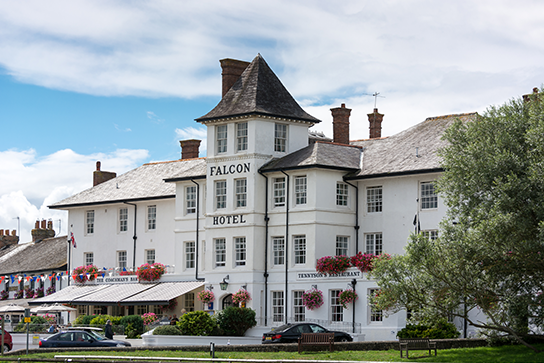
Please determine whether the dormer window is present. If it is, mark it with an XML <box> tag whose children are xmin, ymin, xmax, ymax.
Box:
<box><xmin>274</xmin><ymin>123</ymin><xmax>287</xmax><ymax>152</ymax></box>
<box><xmin>216</xmin><ymin>125</ymin><xmax>227</xmax><ymax>154</ymax></box>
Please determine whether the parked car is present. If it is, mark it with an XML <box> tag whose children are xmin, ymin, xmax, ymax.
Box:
<box><xmin>262</xmin><ymin>323</ymin><xmax>353</xmax><ymax>343</ymax></box>
<box><xmin>0</xmin><ymin>329</ymin><xmax>13</xmax><ymax>352</ymax></box>
<box><xmin>39</xmin><ymin>329</ymin><xmax>131</xmax><ymax>348</ymax></box>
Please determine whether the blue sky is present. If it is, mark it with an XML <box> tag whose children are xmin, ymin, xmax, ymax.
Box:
<box><xmin>1</xmin><ymin>0</ymin><xmax>543</xmax><ymax>241</ymax></box>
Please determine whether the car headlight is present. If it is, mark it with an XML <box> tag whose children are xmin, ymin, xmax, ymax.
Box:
<box><xmin>116</xmin><ymin>343</ymin><xmax>126</xmax><ymax>347</ymax></box>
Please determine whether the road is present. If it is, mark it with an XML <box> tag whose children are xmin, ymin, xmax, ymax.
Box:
<box><xmin>8</xmin><ymin>333</ymin><xmax>144</xmax><ymax>353</ymax></box>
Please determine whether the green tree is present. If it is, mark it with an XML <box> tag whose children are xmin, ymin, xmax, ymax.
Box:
<box><xmin>371</xmin><ymin>88</ymin><xmax>544</xmax><ymax>352</ymax></box>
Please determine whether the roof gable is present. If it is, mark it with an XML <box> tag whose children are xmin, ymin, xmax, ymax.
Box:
<box><xmin>196</xmin><ymin>54</ymin><xmax>320</xmax><ymax>124</ymax></box>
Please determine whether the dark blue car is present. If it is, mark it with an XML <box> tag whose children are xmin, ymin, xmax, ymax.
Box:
<box><xmin>262</xmin><ymin>323</ymin><xmax>353</xmax><ymax>343</ymax></box>
<box><xmin>39</xmin><ymin>329</ymin><xmax>131</xmax><ymax>348</ymax></box>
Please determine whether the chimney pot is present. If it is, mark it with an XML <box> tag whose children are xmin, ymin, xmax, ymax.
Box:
<box><xmin>96</xmin><ymin>161</ymin><xmax>101</xmax><ymax>171</ymax></box>
<box><xmin>0</xmin><ymin>230</ymin><xmax>3</xmax><ymax>236</ymax></box>
<box><xmin>41</xmin><ymin>220</ymin><xmax>46</xmax><ymax>229</ymax></box>
<box><xmin>11</xmin><ymin>230</ymin><xmax>16</xmax><ymax>236</ymax></box>
<box><xmin>220</xmin><ymin>58</ymin><xmax>250</xmax><ymax>98</ymax></box>
<box><xmin>331</xmin><ymin>104</ymin><xmax>352</xmax><ymax>145</ymax></box>
<box><xmin>35</xmin><ymin>220</ymin><xmax>40</xmax><ymax>229</ymax></box>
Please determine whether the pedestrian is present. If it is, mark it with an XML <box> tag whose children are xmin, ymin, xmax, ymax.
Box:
<box><xmin>170</xmin><ymin>314</ymin><xmax>178</xmax><ymax>325</ymax></box>
<box><xmin>105</xmin><ymin>320</ymin><xmax>114</xmax><ymax>339</ymax></box>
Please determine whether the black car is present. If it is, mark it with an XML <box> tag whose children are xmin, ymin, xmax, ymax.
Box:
<box><xmin>39</xmin><ymin>329</ymin><xmax>131</xmax><ymax>348</ymax></box>
<box><xmin>262</xmin><ymin>323</ymin><xmax>353</xmax><ymax>343</ymax></box>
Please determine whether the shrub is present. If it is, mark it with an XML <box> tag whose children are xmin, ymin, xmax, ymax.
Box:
<box><xmin>153</xmin><ymin>325</ymin><xmax>182</xmax><ymax>335</ymax></box>
<box><xmin>120</xmin><ymin>315</ymin><xmax>144</xmax><ymax>336</ymax></box>
<box><xmin>215</xmin><ymin>307</ymin><xmax>257</xmax><ymax>336</ymax></box>
<box><xmin>15</xmin><ymin>316</ymin><xmax>48</xmax><ymax>333</ymax></box>
<box><xmin>397</xmin><ymin>319</ymin><xmax>459</xmax><ymax>339</ymax></box>
<box><xmin>179</xmin><ymin>311</ymin><xmax>216</xmax><ymax>336</ymax></box>
<box><xmin>89</xmin><ymin>314</ymin><xmax>122</xmax><ymax>327</ymax></box>
<box><xmin>73</xmin><ymin>314</ymin><xmax>98</xmax><ymax>326</ymax></box>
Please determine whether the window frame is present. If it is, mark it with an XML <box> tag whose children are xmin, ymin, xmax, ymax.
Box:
<box><xmin>186</xmin><ymin>185</ymin><xmax>196</xmax><ymax>214</ymax></box>
<box><xmin>420</xmin><ymin>181</ymin><xmax>438</xmax><ymax>210</ymax></box>
<box><xmin>215</xmin><ymin>180</ymin><xmax>227</xmax><ymax>209</ymax></box>
<box><xmin>236</xmin><ymin>122</ymin><xmax>248</xmax><ymax>152</ymax></box>
<box><xmin>293</xmin><ymin>235</ymin><xmax>306</xmax><ymax>265</ymax></box>
<box><xmin>274</xmin><ymin>123</ymin><xmax>287</xmax><ymax>153</ymax></box>
<box><xmin>294</xmin><ymin>176</ymin><xmax>307</xmax><ymax>205</ymax></box>
<box><xmin>293</xmin><ymin>290</ymin><xmax>305</xmax><ymax>322</ymax></box>
<box><xmin>272</xmin><ymin>237</ymin><xmax>285</xmax><ymax>265</ymax></box>
<box><xmin>216</xmin><ymin>124</ymin><xmax>228</xmax><ymax>154</ymax></box>
<box><xmin>336</xmin><ymin>182</ymin><xmax>349</xmax><ymax>206</ymax></box>
<box><xmin>119</xmin><ymin>207</ymin><xmax>128</xmax><ymax>232</ymax></box>
<box><xmin>330</xmin><ymin>289</ymin><xmax>343</xmax><ymax>322</ymax></box>
<box><xmin>117</xmin><ymin>250</ymin><xmax>127</xmax><ymax>269</ymax></box>
<box><xmin>234</xmin><ymin>237</ymin><xmax>246</xmax><ymax>266</ymax></box>
<box><xmin>272</xmin><ymin>290</ymin><xmax>285</xmax><ymax>323</ymax></box>
<box><xmin>146</xmin><ymin>249</ymin><xmax>155</xmax><ymax>264</ymax></box>
<box><xmin>235</xmin><ymin>178</ymin><xmax>247</xmax><ymax>208</ymax></box>
<box><xmin>336</xmin><ymin>236</ymin><xmax>349</xmax><ymax>256</ymax></box>
<box><xmin>369</xmin><ymin>288</ymin><xmax>383</xmax><ymax>322</ymax></box>
<box><xmin>185</xmin><ymin>241</ymin><xmax>195</xmax><ymax>269</ymax></box>
<box><xmin>273</xmin><ymin>177</ymin><xmax>286</xmax><ymax>207</ymax></box>
<box><xmin>84</xmin><ymin>252</ymin><xmax>94</xmax><ymax>266</ymax></box>
<box><xmin>147</xmin><ymin>205</ymin><xmax>157</xmax><ymax>231</ymax></box>
<box><xmin>366</xmin><ymin>186</ymin><xmax>383</xmax><ymax>213</ymax></box>
<box><xmin>85</xmin><ymin>210</ymin><xmax>95</xmax><ymax>235</ymax></box>
<box><xmin>365</xmin><ymin>233</ymin><xmax>383</xmax><ymax>255</ymax></box>
<box><xmin>214</xmin><ymin>238</ymin><xmax>226</xmax><ymax>268</ymax></box>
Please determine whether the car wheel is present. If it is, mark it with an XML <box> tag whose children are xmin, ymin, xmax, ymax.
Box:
<box><xmin>3</xmin><ymin>344</ymin><xmax>10</xmax><ymax>353</ymax></box>
<box><xmin>339</xmin><ymin>337</ymin><xmax>349</xmax><ymax>342</ymax></box>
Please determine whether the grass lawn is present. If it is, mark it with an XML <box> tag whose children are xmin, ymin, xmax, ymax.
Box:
<box><xmin>5</xmin><ymin>344</ymin><xmax>544</xmax><ymax>363</ymax></box>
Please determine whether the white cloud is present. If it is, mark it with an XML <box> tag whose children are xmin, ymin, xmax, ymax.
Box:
<box><xmin>175</xmin><ymin>127</ymin><xmax>208</xmax><ymax>156</ymax></box>
<box><xmin>0</xmin><ymin>148</ymin><xmax>149</xmax><ymax>243</ymax></box>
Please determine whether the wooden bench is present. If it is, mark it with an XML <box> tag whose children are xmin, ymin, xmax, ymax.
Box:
<box><xmin>399</xmin><ymin>338</ymin><xmax>437</xmax><ymax>358</ymax></box>
<box><xmin>298</xmin><ymin>333</ymin><xmax>335</xmax><ymax>353</ymax></box>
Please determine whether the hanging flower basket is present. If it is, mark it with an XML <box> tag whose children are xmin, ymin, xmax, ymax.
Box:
<box><xmin>232</xmin><ymin>289</ymin><xmax>251</xmax><ymax>305</ymax></box>
<box><xmin>197</xmin><ymin>289</ymin><xmax>215</xmax><ymax>304</ymax></box>
<box><xmin>338</xmin><ymin>289</ymin><xmax>358</xmax><ymax>309</ymax></box>
<box><xmin>46</xmin><ymin>286</ymin><xmax>56</xmax><ymax>295</ymax></box>
<box><xmin>302</xmin><ymin>288</ymin><xmax>324</xmax><ymax>311</ymax></box>
<box><xmin>0</xmin><ymin>290</ymin><xmax>8</xmax><ymax>300</ymax></box>
<box><xmin>316</xmin><ymin>255</ymin><xmax>351</xmax><ymax>275</ymax></box>
<box><xmin>136</xmin><ymin>263</ymin><xmax>166</xmax><ymax>282</ymax></box>
<box><xmin>15</xmin><ymin>289</ymin><xmax>23</xmax><ymax>299</ymax></box>
<box><xmin>73</xmin><ymin>265</ymin><xmax>99</xmax><ymax>283</ymax></box>
<box><xmin>142</xmin><ymin>312</ymin><xmax>158</xmax><ymax>326</ymax></box>
<box><xmin>33</xmin><ymin>287</ymin><xmax>44</xmax><ymax>298</ymax></box>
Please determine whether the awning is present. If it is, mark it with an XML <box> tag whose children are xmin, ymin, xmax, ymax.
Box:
<box><xmin>29</xmin><ymin>281</ymin><xmax>204</xmax><ymax>306</ymax></box>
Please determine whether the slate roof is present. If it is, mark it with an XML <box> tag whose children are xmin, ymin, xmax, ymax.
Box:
<box><xmin>196</xmin><ymin>54</ymin><xmax>320</xmax><ymax>124</ymax></box>
<box><xmin>260</xmin><ymin>141</ymin><xmax>362</xmax><ymax>172</ymax></box>
<box><xmin>50</xmin><ymin>158</ymin><xmax>206</xmax><ymax>208</ymax></box>
<box><xmin>0</xmin><ymin>236</ymin><xmax>67</xmax><ymax>275</ymax></box>
<box><xmin>348</xmin><ymin>113</ymin><xmax>478</xmax><ymax>179</ymax></box>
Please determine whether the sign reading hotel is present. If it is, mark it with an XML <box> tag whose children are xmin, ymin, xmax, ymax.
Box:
<box><xmin>213</xmin><ymin>215</ymin><xmax>246</xmax><ymax>225</ymax></box>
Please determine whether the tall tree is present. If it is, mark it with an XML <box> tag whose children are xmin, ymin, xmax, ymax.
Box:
<box><xmin>371</xmin><ymin>88</ymin><xmax>544</xmax><ymax>352</ymax></box>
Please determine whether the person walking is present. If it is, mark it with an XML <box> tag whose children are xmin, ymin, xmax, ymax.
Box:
<box><xmin>105</xmin><ymin>320</ymin><xmax>114</xmax><ymax>339</ymax></box>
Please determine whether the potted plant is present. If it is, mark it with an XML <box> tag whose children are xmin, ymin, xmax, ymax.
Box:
<box><xmin>316</xmin><ymin>255</ymin><xmax>351</xmax><ymax>275</ymax></box>
<box><xmin>232</xmin><ymin>289</ymin><xmax>251</xmax><ymax>306</ymax></box>
<box><xmin>302</xmin><ymin>288</ymin><xmax>324</xmax><ymax>311</ymax></box>
<box><xmin>350</xmin><ymin>252</ymin><xmax>376</xmax><ymax>273</ymax></box>
<box><xmin>338</xmin><ymin>289</ymin><xmax>358</xmax><ymax>309</ymax></box>
<box><xmin>15</xmin><ymin>289</ymin><xmax>23</xmax><ymax>299</ymax></box>
<box><xmin>46</xmin><ymin>286</ymin><xmax>56</xmax><ymax>295</ymax></box>
<box><xmin>73</xmin><ymin>264</ymin><xmax>99</xmax><ymax>283</ymax></box>
<box><xmin>197</xmin><ymin>289</ymin><xmax>215</xmax><ymax>304</ymax></box>
<box><xmin>33</xmin><ymin>287</ymin><xmax>44</xmax><ymax>298</ymax></box>
<box><xmin>136</xmin><ymin>262</ymin><xmax>166</xmax><ymax>282</ymax></box>
<box><xmin>0</xmin><ymin>290</ymin><xmax>8</xmax><ymax>300</ymax></box>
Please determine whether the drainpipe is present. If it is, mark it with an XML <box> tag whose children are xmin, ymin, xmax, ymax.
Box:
<box><xmin>191</xmin><ymin>179</ymin><xmax>205</xmax><ymax>281</ymax></box>
<box><xmin>280</xmin><ymin>170</ymin><xmax>290</xmax><ymax>324</ymax></box>
<box><xmin>257</xmin><ymin>170</ymin><xmax>269</xmax><ymax>326</ymax></box>
<box><xmin>343</xmin><ymin>180</ymin><xmax>359</xmax><ymax>252</ymax></box>
<box><xmin>124</xmin><ymin>202</ymin><xmax>137</xmax><ymax>271</ymax></box>
<box><xmin>343</xmin><ymin>180</ymin><xmax>359</xmax><ymax>334</ymax></box>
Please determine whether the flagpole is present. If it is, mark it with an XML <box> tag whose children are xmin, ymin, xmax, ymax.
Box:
<box><xmin>68</xmin><ymin>225</ymin><xmax>72</xmax><ymax>286</ymax></box>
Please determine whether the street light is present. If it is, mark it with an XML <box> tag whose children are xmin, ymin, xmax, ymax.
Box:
<box><xmin>219</xmin><ymin>275</ymin><xmax>229</xmax><ymax>290</ymax></box>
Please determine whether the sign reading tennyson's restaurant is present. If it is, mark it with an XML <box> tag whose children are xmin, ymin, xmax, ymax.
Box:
<box><xmin>296</xmin><ymin>270</ymin><xmax>361</xmax><ymax>280</ymax></box>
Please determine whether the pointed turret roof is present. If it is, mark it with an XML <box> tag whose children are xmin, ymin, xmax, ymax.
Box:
<box><xmin>196</xmin><ymin>55</ymin><xmax>320</xmax><ymax>124</ymax></box>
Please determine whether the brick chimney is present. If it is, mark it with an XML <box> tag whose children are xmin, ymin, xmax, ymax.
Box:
<box><xmin>180</xmin><ymin>139</ymin><xmax>201</xmax><ymax>159</ymax></box>
<box><xmin>31</xmin><ymin>219</ymin><xmax>55</xmax><ymax>242</ymax></box>
<box><xmin>368</xmin><ymin>108</ymin><xmax>384</xmax><ymax>139</ymax></box>
<box><xmin>0</xmin><ymin>229</ymin><xmax>18</xmax><ymax>247</ymax></box>
<box><xmin>220</xmin><ymin>58</ymin><xmax>250</xmax><ymax>97</ymax></box>
<box><xmin>93</xmin><ymin>161</ymin><xmax>117</xmax><ymax>187</ymax></box>
<box><xmin>331</xmin><ymin>103</ymin><xmax>351</xmax><ymax>145</ymax></box>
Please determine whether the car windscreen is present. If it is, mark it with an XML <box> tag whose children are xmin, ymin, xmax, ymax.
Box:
<box><xmin>88</xmin><ymin>330</ymin><xmax>107</xmax><ymax>341</ymax></box>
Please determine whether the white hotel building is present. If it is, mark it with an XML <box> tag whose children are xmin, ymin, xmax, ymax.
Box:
<box><xmin>44</xmin><ymin>55</ymin><xmax>477</xmax><ymax>340</ymax></box>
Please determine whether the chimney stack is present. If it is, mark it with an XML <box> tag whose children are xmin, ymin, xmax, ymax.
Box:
<box><xmin>0</xmin><ymin>229</ymin><xmax>18</xmax><ymax>247</ymax></box>
<box><xmin>368</xmin><ymin>108</ymin><xmax>384</xmax><ymax>139</ymax></box>
<box><xmin>93</xmin><ymin>161</ymin><xmax>117</xmax><ymax>186</ymax></box>
<box><xmin>31</xmin><ymin>219</ymin><xmax>55</xmax><ymax>242</ymax></box>
<box><xmin>220</xmin><ymin>58</ymin><xmax>250</xmax><ymax>98</ymax></box>
<box><xmin>331</xmin><ymin>103</ymin><xmax>351</xmax><ymax>145</ymax></box>
<box><xmin>180</xmin><ymin>139</ymin><xmax>201</xmax><ymax>159</ymax></box>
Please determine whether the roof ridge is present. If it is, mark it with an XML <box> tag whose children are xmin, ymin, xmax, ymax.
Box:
<box><xmin>315</xmin><ymin>140</ymin><xmax>363</xmax><ymax>149</ymax></box>
<box><xmin>424</xmin><ymin>112</ymin><xmax>478</xmax><ymax>121</ymax></box>
<box><xmin>143</xmin><ymin>157</ymin><xmax>206</xmax><ymax>166</ymax></box>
